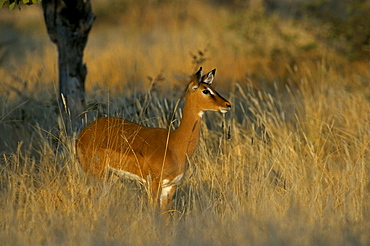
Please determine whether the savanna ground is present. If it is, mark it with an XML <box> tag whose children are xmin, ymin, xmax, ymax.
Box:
<box><xmin>0</xmin><ymin>0</ymin><xmax>370</xmax><ymax>245</ymax></box>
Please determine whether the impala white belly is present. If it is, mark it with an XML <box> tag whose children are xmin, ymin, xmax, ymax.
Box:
<box><xmin>162</xmin><ymin>173</ymin><xmax>184</xmax><ymax>188</ymax></box>
<box><xmin>108</xmin><ymin>165</ymin><xmax>146</xmax><ymax>183</ymax></box>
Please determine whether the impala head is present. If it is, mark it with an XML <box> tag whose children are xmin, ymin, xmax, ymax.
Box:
<box><xmin>186</xmin><ymin>67</ymin><xmax>231</xmax><ymax>117</ymax></box>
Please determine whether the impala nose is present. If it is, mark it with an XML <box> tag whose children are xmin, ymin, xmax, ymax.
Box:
<box><xmin>221</xmin><ymin>102</ymin><xmax>232</xmax><ymax>113</ymax></box>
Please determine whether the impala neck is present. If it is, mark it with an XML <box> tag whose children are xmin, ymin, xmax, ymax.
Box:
<box><xmin>172</xmin><ymin>94</ymin><xmax>202</xmax><ymax>160</ymax></box>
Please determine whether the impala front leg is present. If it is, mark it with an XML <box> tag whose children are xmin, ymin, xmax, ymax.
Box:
<box><xmin>159</xmin><ymin>185</ymin><xmax>176</xmax><ymax>211</ymax></box>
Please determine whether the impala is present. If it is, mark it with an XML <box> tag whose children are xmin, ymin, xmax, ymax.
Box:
<box><xmin>76</xmin><ymin>67</ymin><xmax>231</xmax><ymax>211</ymax></box>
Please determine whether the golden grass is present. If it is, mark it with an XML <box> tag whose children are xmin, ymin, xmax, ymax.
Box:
<box><xmin>0</xmin><ymin>1</ymin><xmax>369</xmax><ymax>245</ymax></box>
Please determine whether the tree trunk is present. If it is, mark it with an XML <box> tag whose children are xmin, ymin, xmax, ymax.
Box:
<box><xmin>42</xmin><ymin>0</ymin><xmax>94</xmax><ymax>133</ymax></box>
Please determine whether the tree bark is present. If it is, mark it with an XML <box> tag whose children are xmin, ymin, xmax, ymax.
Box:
<box><xmin>42</xmin><ymin>0</ymin><xmax>94</xmax><ymax>132</ymax></box>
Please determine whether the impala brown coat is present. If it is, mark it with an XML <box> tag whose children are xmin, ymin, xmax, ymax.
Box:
<box><xmin>76</xmin><ymin>67</ymin><xmax>231</xmax><ymax>210</ymax></box>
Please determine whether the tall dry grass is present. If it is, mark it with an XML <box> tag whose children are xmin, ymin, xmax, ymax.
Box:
<box><xmin>0</xmin><ymin>0</ymin><xmax>369</xmax><ymax>245</ymax></box>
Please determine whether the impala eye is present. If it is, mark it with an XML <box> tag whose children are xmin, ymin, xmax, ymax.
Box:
<box><xmin>202</xmin><ymin>89</ymin><xmax>210</xmax><ymax>95</ymax></box>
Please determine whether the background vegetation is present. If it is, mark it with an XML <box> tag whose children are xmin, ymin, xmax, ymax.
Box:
<box><xmin>0</xmin><ymin>0</ymin><xmax>369</xmax><ymax>245</ymax></box>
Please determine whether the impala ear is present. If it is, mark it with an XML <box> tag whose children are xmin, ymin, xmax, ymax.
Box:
<box><xmin>202</xmin><ymin>69</ymin><xmax>216</xmax><ymax>84</ymax></box>
<box><xmin>188</xmin><ymin>67</ymin><xmax>203</xmax><ymax>91</ymax></box>
<box><xmin>196</xmin><ymin>67</ymin><xmax>203</xmax><ymax>84</ymax></box>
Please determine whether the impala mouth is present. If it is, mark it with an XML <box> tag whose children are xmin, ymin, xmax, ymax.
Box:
<box><xmin>220</xmin><ymin>107</ymin><xmax>231</xmax><ymax>114</ymax></box>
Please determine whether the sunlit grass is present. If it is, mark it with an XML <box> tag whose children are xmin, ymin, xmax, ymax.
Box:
<box><xmin>1</xmin><ymin>66</ymin><xmax>369</xmax><ymax>244</ymax></box>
